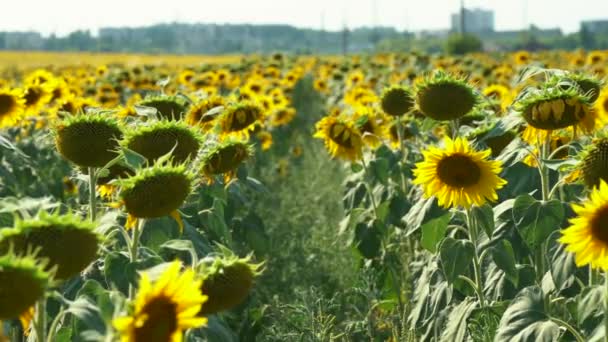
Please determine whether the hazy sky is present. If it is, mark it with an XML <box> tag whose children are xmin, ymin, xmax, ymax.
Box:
<box><xmin>1</xmin><ymin>0</ymin><xmax>607</xmax><ymax>36</ymax></box>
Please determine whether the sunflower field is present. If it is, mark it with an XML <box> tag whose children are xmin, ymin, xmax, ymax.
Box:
<box><xmin>1</xmin><ymin>49</ymin><xmax>608</xmax><ymax>342</ymax></box>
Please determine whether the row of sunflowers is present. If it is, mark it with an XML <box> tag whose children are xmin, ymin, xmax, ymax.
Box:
<box><xmin>0</xmin><ymin>49</ymin><xmax>608</xmax><ymax>341</ymax></box>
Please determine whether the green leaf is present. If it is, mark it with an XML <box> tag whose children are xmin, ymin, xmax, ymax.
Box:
<box><xmin>439</xmin><ymin>237</ymin><xmax>475</xmax><ymax>283</ymax></box>
<box><xmin>421</xmin><ymin>213</ymin><xmax>451</xmax><ymax>253</ymax></box>
<box><xmin>350</xmin><ymin>163</ymin><xmax>364</xmax><ymax>173</ymax></box>
<box><xmin>440</xmin><ymin>298</ymin><xmax>478</xmax><ymax>342</ymax></box>
<box><xmin>495</xmin><ymin>286</ymin><xmax>561</xmax><ymax>342</ymax></box>
<box><xmin>65</xmin><ymin>297</ymin><xmax>106</xmax><ymax>334</ymax></box>
<box><xmin>576</xmin><ymin>286</ymin><xmax>604</xmax><ymax>327</ymax></box>
<box><xmin>370</xmin><ymin>157</ymin><xmax>390</xmax><ymax>185</ymax></box>
<box><xmin>376</xmin><ymin>200</ymin><xmax>391</xmax><ymax>223</ymax></box>
<box><xmin>121</xmin><ymin>147</ymin><xmax>147</xmax><ymax>170</ymax></box>
<box><xmin>549</xmin><ymin>232</ymin><xmax>577</xmax><ymax>292</ymax></box>
<box><xmin>76</xmin><ymin>280</ymin><xmax>117</xmax><ymax>322</ymax></box>
<box><xmin>354</xmin><ymin>222</ymin><xmax>382</xmax><ymax>259</ymax></box>
<box><xmin>471</xmin><ymin>204</ymin><xmax>494</xmax><ymax>237</ymax></box>
<box><xmin>512</xmin><ymin>194</ymin><xmax>564</xmax><ymax>249</ymax></box>
<box><xmin>490</xmin><ymin>239</ymin><xmax>519</xmax><ymax>286</ymax></box>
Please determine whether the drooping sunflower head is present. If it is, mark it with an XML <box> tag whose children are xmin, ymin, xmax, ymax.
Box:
<box><xmin>412</xmin><ymin>136</ymin><xmax>507</xmax><ymax>209</ymax></box>
<box><xmin>201</xmin><ymin>139</ymin><xmax>253</xmax><ymax>180</ymax></box>
<box><xmin>580</xmin><ymin>138</ymin><xmax>608</xmax><ymax>188</ymax></box>
<box><xmin>0</xmin><ymin>211</ymin><xmax>100</xmax><ymax>280</ymax></box>
<box><xmin>218</xmin><ymin>101</ymin><xmax>264</xmax><ymax>139</ymax></box>
<box><xmin>113</xmin><ymin>261</ymin><xmax>208</xmax><ymax>342</ymax></box>
<box><xmin>54</xmin><ymin>112</ymin><xmax>123</xmax><ymax>167</ymax></box>
<box><xmin>0</xmin><ymin>87</ymin><xmax>25</xmax><ymax>128</ymax></box>
<box><xmin>138</xmin><ymin>95</ymin><xmax>189</xmax><ymax>120</ymax></box>
<box><xmin>184</xmin><ymin>95</ymin><xmax>226</xmax><ymax>130</ymax></box>
<box><xmin>415</xmin><ymin>72</ymin><xmax>479</xmax><ymax>121</ymax></box>
<box><xmin>515</xmin><ymin>84</ymin><xmax>594</xmax><ymax>132</ymax></box>
<box><xmin>558</xmin><ymin>74</ymin><xmax>603</xmax><ymax>103</ymax></box>
<box><xmin>380</xmin><ymin>85</ymin><xmax>415</xmax><ymax>117</ymax></box>
<box><xmin>559</xmin><ymin>180</ymin><xmax>608</xmax><ymax>270</ymax></box>
<box><xmin>313</xmin><ymin>115</ymin><xmax>363</xmax><ymax>161</ymax></box>
<box><xmin>118</xmin><ymin>162</ymin><xmax>193</xmax><ymax>219</ymax></box>
<box><xmin>0</xmin><ymin>252</ymin><xmax>49</xmax><ymax>320</ymax></box>
<box><xmin>196</xmin><ymin>246</ymin><xmax>263</xmax><ymax>315</ymax></box>
<box><xmin>122</xmin><ymin>120</ymin><xmax>203</xmax><ymax>164</ymax></box>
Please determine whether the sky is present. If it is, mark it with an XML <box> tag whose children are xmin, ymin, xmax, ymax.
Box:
<box><xmin>0</xmin><ymin>0</ymin><xmax>607</xmax><ymax>36</ymax></box>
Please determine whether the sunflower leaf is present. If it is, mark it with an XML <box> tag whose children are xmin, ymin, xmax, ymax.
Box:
<box><xmin>439</xmin><ymin>237</ymin><xmax>475</xmax><ymax>283</ymax></box>
<box><xmin>512</xmin><ymin>194</ymin><xmax>565</xmax><ymax>250</ymax></box>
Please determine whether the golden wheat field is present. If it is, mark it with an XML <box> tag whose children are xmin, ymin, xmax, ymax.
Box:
<box><xmin>1</xmin><ymin>48</ymin><xmax>608</xmax><ymax>342</ymax></box>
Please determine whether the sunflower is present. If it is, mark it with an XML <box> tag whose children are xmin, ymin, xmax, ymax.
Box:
<box><xmin>257</xmin><ymin>131</ymin><xmax>273</xmax><ymax>151</ymax></box>
<box><xmin>416</xmin><ymin>72</ymin><xmax>478</xmax><ymax>121</ymax></box>
<box><xmin>201</xmin><ymin>139</ymin><xmax>253</xmax><ymax>183</ymax></box>
<box><xmin>0</xmin><ymin>253</ymin><xmax>49</xmax><ymax>320</ymax></box>
<box><xmin>314</xmin><ymin>115</ymin><xmax>363</xmax><ymax>161</ymax></box>
<box><xmin>22</xmin><ymin>81</ymin><xmax>53</xmax><ymax>116</ymax></box>
<box><xmin>218</xmin><ymin>102</ymin><xmax>264</xmax><ymax>140</ymax></box>
<box><xmin>596</xmin><ymin>88</ymin><xmax>608</xmax><ymax>125</ymax></box>
<box><xmin>559</xmin><ymin>180</ymin><xmax>608</xmax><ymax>269</ymax></box>
<box><xmin>483</xmin><ymin>84</ymin><xmax>514</xmax><ymax>113</ymax></box>
<box><xmin>513</xmin><ymin>51</ymin><xmax>531</xmax><ymax>65</ymax></box>
<box><xmin>269</xmin><ymin>107</ymin><xmax>295</xmax><ymax>127</ymax></box>
<box><xmin>352</xmin><ymin>109</ymin><xmax>389</xmax><ymax>149</ymax></box>
<box><xmin>0</xmin><ymin>87</ymin><xmax>25</xmax><ymax>128</ymax></box>
<box><xmin>113</xmin><ymin>261</ymin><xmax>208</xmax><ymax>342</ymax></box>
<box><xmin>413</xmin><ymin>136</ymin><xmax>507</xmax><ymax>209</ymax></box>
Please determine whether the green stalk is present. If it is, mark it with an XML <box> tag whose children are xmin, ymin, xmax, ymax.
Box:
<box><xmin>88</xmin><ymin>167</ymin><xmax>97</xmax><ymax>221</ymax></box>
<box><xmin>34</xmin><ymin>299</ymin><xmax>47</xmax><ymax>342</ymax></box>
<box><xmin>360</xmin><ymin>155</ymin><xmax>379</xmax><ymax>217</ymax></box>
<box><xmin>128</xmin><ymin>218</ymin><xmax>145</xmax><ymax>298</ymax></box>
<box><xmin>395</xmin><ymin>117</ymin><xmax>407</xmax><ymax>194</ymax></box>
<box><xmin>535</xmin><ymin>132</ymin><xmax>552</xmax><ymax>282</ymax></box>
<box><xmin>466</xmin><ymin>209</ymin><xmax>486</xmax><ymax>308</ymax></box>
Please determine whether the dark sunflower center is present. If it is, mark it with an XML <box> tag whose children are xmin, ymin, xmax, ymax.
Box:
<box><xmin>24</xmin><ymin>88</ymin><xmax>42</xmax><ymax>107</ymax></box>
<box><xmin>603</xmin><ymin>99</ymin><xmax>608</xmax><ymax>113</ymax></box>
<box><xmin>134</xmin><ymin>296</ymin><xmax>178</xmax><ymax>342</ymax></box>
<box><xmin>437</xmin><ymin>154</ymin><xmax>481</xmax><ymax>188</ymax></box>
<box><xmin>329</xmin><ymin>123</ymin><xmax>355</xmax><ymax>148</ymax></box>
<box><xmin>229</xmin><ymin>109</ymin><xmax>257</xmax><ymax>131</ymax></box>
<box><xmin>0</xmin><ymin>94</ymin><xmax>16</xmax><ymax>116</ymax></box>
<box><xmin>590</xmin><ymin>205</ymin><xmax>608</xmax><ymax>245</ymax></box>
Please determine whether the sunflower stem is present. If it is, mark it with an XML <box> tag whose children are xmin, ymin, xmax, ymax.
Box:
<box><xmin>539</xmin><ymin>131</ymin><xmax>552</xmax><ymax>202</ymax></box>
<box><xmin>34</xmin><ymin>298</ymin><xmax>47</xmax><ymax>342</ymax></box>
<box><xmin>88</xmin><ymin>167</ymin><xmax>97</xmax><ymax>221</ymax></box>
<box><xmin>466</xmin><ymin>208</ymin><xmax>486</xmax><ymax>308</ymax></box>
<box><xmin>549</xmin><ymin>317</ymin><xmax>585</xmax><ymax>342</ymax></box>
<box><xmin>360</xmin><ymin>155</ymin><xmax>379</xmax><ymax>217</ymax></box>
<box><xmin>128</xmin><ymin>219</ymin><xmax>145</xmax><ymax>298</ymax></box>
<box><xmin>395</xmin><ymin>117</ymin><xmax>408</xmax><ymax>194</ymax></box>
<box><xmin>46</xmin><ymin>308</ymin><xmax>66</xmax><ymax>342</ymax></box>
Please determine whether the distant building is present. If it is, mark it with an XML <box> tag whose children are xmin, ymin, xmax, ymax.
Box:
<box><xmin>451</xmin><ymin>8</ymin><xmax>495</xmax><ymax>34</ymax></box>
<box><xmin>1</xmin><ymin>31</ymin><xmax>43</xmax><ymax>50</ymax></box>
<box><xmin>581</xmin><ymin>20</ymin><xmax>608</xmax><ymax>33</ymax></box>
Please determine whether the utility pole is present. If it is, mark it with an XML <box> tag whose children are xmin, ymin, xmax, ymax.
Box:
<box><xmin>460</xmin><ymin>0</ymin><xmax>466</xmax><ymax>34</ymax></box>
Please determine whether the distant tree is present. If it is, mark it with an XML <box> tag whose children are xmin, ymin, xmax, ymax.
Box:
<box><xmin>445</xmin><ymin>34</ymin><xmax>483</xmax><ymax>55</ymax></box>
<box><xmin>579</xmin><ymin>25</ymin><xmax>596</xmax><ymax>49</ymax></box>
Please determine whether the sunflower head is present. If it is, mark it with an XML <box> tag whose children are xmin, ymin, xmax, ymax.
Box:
<box><xmin>559</xmin><ymin>74</ymin><xmax>603</xmax><ymax>103</ymax></box>
<box><xmin>580</xmin><ymin>138</ymin><xmax>608</xmax><ymax>188</ymax></box>
<box><xmin>138</xmin><ymin>95</ymin><xmax>189</xmax><ymax>120</ymax></box>
<box><xmin>380</xmin><ymin>85</ymin><xmax>415</xmax><ymax>116</ymax></box>
<box><xmin>218</xmin><ymin>101</ymin><xmax>264</xmax><ymax>139</ymax></box>
<box><xmin>54</xmin><ymin>112</ymin><xmax>123</xmax><ymax>167</ymax></box>
<box><xmin>353</xmin><ymin>108</ymin><xmax>389</xmax><ymax>149</ymax></box>
<box><xmin>0</xmin><ymin>211</ymin><xmax>100</xmax><ymax>280</ymax></box>
<box><xmin>201</xmin><ymin>139</ymin><xmax>253</xmax><ymax>178</ymax></box>
<box><xmin>416</xmin><ymin>72</ymin><xmax>479</xmax><ymax>121</ymax></box>
<box><xmin>119</xmin><ymin>162</ymin><xmax>193</xmax><ymax>219</ymax></box>
<box><xmin>113</xmin><ymin>261</ymin><xmax>207</xmax><ymax>342</ymax></box>
<box><xmin>122</xmin><ymin>120</ymin><xmax>203</xmax><ymax>164</ymax></box>
<box><xmin>184</xmin><ymin>95</ymin><xmax>225</xmax><ymax>130</ymax></box>
<box><xmin>313</xmin><ymin>115</ymin><xmax>363</xmax><ymax>161</ymax></box>
<box><xmin>515</xmin><ymin>85</ymin><xmax>594</xmax><ymax>131</ymax></box>
<box><xmin>412</xmin><ymin>136</ymin><xmax>507</xmax><ymax>209</ymax></box>
<box><xmin>0</xmin><ymin>252</ymin><xmax>49</xmax><ymax>320</ymax></box>
<box><xmin>0</xmin><ymin>87</ymin><xmax>25</xmax><ymax>128</ymax></box>
<box><xmin>196</xmin><ymin>246</ymin><xmax>263</xmax><ymax>315</ymax></box>
<box><xmin>559</xmin><ymin>180</ymin><xmax>608</xmax><ymax>270</ymax></box>
<box><xmin>269</xmin><ymin>107</ymin><xmax>296</xmax><ymax>127</ymax></box>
